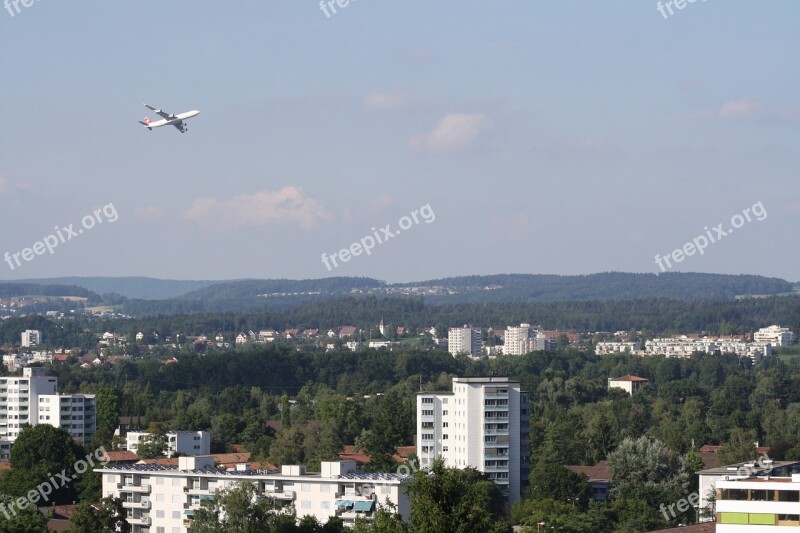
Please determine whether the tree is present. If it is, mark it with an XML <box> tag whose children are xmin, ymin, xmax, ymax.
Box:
<box><xmin>0</xmin><ymin>494</ymin><xmax>51</xmax><ymax>532</ymax></box>
<box><xmin>268</xmin><ymin>426</ymin><xmax>305</xmax><ymax>468</ymax></box>
<box><xmin>359</xmin><ymin>390</ymin><xmax>412</xmax><ymax>472</ymax></box>
<box><xmin>68</xmin><ymin>497</ymin><xmax>130</xmax><ymax>533</ymax></box>
<box><xmin>405</xmin><ymin>457</ymin><xmax>510</xmax><ymax>533</ymax></box>
<box><xmin>281</xmin><ymin>394</ymin><xmax>292</xmax><ymax>428</ymax></box>
<box><xmin>607</xmin><ymin>436</ymin><xmax>693</xmax><ymax>526</ymax></box>
<box><xmin>0</xmin><ymin>425</ymin><xmax>82</xmax><ymax>504</ymax></box>
<box><xmin>352</xmin><ymin>500</ymin><xmax>408</xmax><ymax>533</ymax></box>
<box><xmin>525</xmin><ymin>462</ymin><xmax>592</xmax><ymax>511</ymax></box>
<box><xmin>717</xmin><ymin>428</ymin><xmax>760</xmax><ymax>465</ymax></box>
<box><xmin>189</xmin><ymin>482</ymin><xmax>292</xmax><ymax>532</ymax></box>
<box><xmin>135</xmin><ymin>433</ymin><xmax>168</xmax><ymax>459</ymax></box>
<box><xmin>95</xmin><ymin>387</ymin><xmax>120</xmax><ymax>446</ymax></box>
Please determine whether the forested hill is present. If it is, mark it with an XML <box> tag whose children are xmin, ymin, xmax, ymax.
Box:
<box><xmin>117</xmin><ymin>272</ymin><xmax>793</xmax><ymax>315</ymax></box>
<box><xmin>0</xmin><ymin>283</ymin><xmax>99</xmax><ymax>300</ymax></box>
<box><xmin>6</xmin><ymin>277</ymin><xmax>218</xmax><ymax>300</ymax></box>
<box><xmin>5</xmin><ymin>273</ymin><xmax>794</xmax><ymax>315</ymax></box>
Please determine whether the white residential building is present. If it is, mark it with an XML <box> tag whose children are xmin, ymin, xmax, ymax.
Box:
<box><xmin>715</xmin><ymin>473</ymin><xmax>800</xmax><ymax>530</ymax></box>
<box><xmin>755</xmin><ymin>325</ymin><xmax>795</xmax><ymax>347</ymax></box>
<box><xmin>0</xmin><ymin>367</ymin><xmax>58</xmax><ymax>448</ymax></box>
<box><xmin>608</xmin><ymin>375</ymin><xmax>649</xmax><ymax>395</ymax></box>
<box><xmin>595</xmin><ymin>341</ymin><xmax>641</xmax><ymax>355</ymax></box>
<box><xmin>448</xmin><ymin>326</ymin><xmax>482</xmax><ymax>357</ymax></box>
<box><xmin>697</xmin><ymin>460</ymin><xmax>800</xmax><ymax>520</ymax></box>
<box><xmin>416</xmin><ymin>377</ymin><xmax>530</xmax><ymax>504</ymax></box>
<box><xmin>98</xmin><ymin>458</ymin><xmax>411</xmax><ymax>532</ymax></box>
<box><xmin>20</xmin><ymin>329</ymin><xmax>41</xmax><ymax>348</ymax></box>
<box><xmin>38</xmin><ymin>393</ymin><xmax>96</xmax><ymax>444</ymax></box>
<box><xmin>504</xmin><ymin>324</ymin><xmax>532</xmax><ymax>356</ymax></box>
<box><xmin>127</xmin><ymin>431</ymin><xmax>210</xmax><ymax>457</ymax></box>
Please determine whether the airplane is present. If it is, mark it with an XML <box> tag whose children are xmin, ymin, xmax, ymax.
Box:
<box><xmin>139</xmin><ymin>104</ymin><xmax>200</xmax><ymax>133</ymax></box>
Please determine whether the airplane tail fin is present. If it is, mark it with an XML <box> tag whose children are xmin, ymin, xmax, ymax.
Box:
<box><xmin>139</xmin><ymin>119</ymin><xmax>153</xmax><ymax>130</ymax></box>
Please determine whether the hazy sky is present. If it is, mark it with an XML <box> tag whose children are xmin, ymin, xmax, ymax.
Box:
<box><xmin>1</xmin><ymin>1</ymin><xmax>798</xmax><ymax>282</ymax></box>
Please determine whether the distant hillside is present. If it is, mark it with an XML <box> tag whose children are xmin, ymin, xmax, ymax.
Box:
<box><xmin>114</xmin><ymin>272</ymin><xmax>794</xmax><ymax>316</ymax></box>
<box><xmin>0</xmin><ymin>282</ymin><xmax>98</xmax><ymax>300</ymax></box>
<box><xmin>7</xmin><ymin>277</ymin><xmax>219</xmax><ymax>300</ymax></box>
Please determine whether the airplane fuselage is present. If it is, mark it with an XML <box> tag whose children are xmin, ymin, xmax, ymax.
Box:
<box><xmin>140</xmin><ymin>105</ymin><xmax>200</xmax><ymax>132</ymax></box>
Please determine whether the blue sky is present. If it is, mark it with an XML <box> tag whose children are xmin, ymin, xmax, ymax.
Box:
<box><xmin>1</xmin><ymin>1</ymin><xmax>798</xmax><ymax>282</ymax></box>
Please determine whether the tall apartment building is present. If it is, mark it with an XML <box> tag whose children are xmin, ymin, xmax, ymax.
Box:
<box><xmin>38</xmin><ymin>393</ymin><xmax>97</xmax><ymax>444</ymax></box>
<box><xmin>98</xmin><ymin>457</ymin><xmax>411</xmax><ymax>532</ymax></box>
<box><xmin>755</xmin><ymin>325</ymin><xmax>795</xmax><ymax>346</ymax></box>
<box><xmin>504</xmin><ymin>324</ymin><xmax>531</xmax><ymax>356</ymax></box>
<box><xmin>127</xmin><ymin>430</ymin><xmax>210</xmax><ymax>457</ymax></box>
<box><xmin>416</xmin><ymin>376</ymin><xmax>530</xmax><ymax>504</ymax></box>
<box><xmin>20</xmin><ymin>330</ymin><xmax>41</xmax><ymax>348</ymax></box>
<box><xmin>504</xmin><ymin>324</ymin><xmax>552</xmax><ymax>356</ymax></box>
<box><xmin>448</xmin><ymin>326</ymin><xmax>482</xmax><ymax>357</ymax></box>
<box><xmin>0</xmin><ymin>368</ymin><xmax>95</xmax><ymax>459</ymax></box>
<box><xmin>0</xmin><ymin>367</ymin><xmax>57</xmax><ymax>445</ymax></box>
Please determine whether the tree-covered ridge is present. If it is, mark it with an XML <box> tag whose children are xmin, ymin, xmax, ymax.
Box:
<box><xmin>0</xmin><ymin>282</ymin><xmax>99</xmax><ymax>300</ymax></box>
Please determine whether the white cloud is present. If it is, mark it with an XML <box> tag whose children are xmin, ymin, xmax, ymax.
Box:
<box><xmin>182</xmin><ymin>187</ymin><xmax>331</xmax><ymax>231</ymax></box>
<box><xmin>411</xmin><ymin>113</ymin><xmax>490</xmax><ymax>154</ymax></box>
<box><xmin>718</xmin><ymin>98</ymin><xmax>765</xmax><ymax>120</ymax></box>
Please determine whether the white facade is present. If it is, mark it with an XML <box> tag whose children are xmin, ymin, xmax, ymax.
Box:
<box><xmin>646</xmin><ymin>336</ymin><xmax>772</xmax><ymax>361</ymax></box>
<box><xmin>448</xmin><ymin>327</ymin><xmax>482</xmax><ymax>357</ymax></box>
<box><xmin>0</xmin><ymin>367</ymin><xmax>58</xmax><ymax>449</ymax></box>
<box><xmin>716</xmin><ymin>474</ymin><xmax>800</xmax><ymax>531</ymax></box>
<box><xmin>504</xmin><ymin>324</ymin><xmax>532</xmax><ymax>356</ymax></box>
<box><xmin>38</xmin><ymin>393</ymin><xmax>96</xmax><ymax>444</ymax></box>
<box><xmin>416</xmin><ymin>377</ymin><xmax>529</xmax><ymax>504</ymax></box>
<box><xmin>98</xmin><ymin>458</ymin><xmax>411</xmax><ymax>532</ymax></box>
<box><xmin>20</xmin><ymin>330</ymin><xmax>40</xmax><ymax>348</ymax></box>
<box><xmin>595</xmin><ymin>341</ymin><xmax>641</xmax><ymax>355</ymax></box>
<box><xmin>755</xmin><ymin>325</ymin><xmax>795</xmax><ymax>347</ymax></box>
<box><xmin>127</xmin><ymin>431</ymin><xmax>210</xmax><ymax>457</ymax></box>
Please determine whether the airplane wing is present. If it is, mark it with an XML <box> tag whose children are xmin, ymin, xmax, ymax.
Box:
<box><xmin>171</xmin><ymin>120</ymin><xmax>186</xmax><ymax>133</ymax></box>
<box><xmin>144</xmin><ymin>104</ymin><xmax>174</xmax><ymax>120</ymax></box>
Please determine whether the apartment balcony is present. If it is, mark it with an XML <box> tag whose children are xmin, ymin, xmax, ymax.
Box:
<box><xmin>266</xmin><ymin>490</ymin><xmax>294</xmax><ymax>500</ymax></box>
<box><xmin>186</xmin><ymin>487</ymin><xmax>212</xmax><ymax>496</ymax></box>
<box><xmin>127</xmin><ymin>516</ymin><xmax>151</xmax><ymax>526</ymax></box>
<box><xmin>122</xmin><ymin>500</ymin><xmax>151</xmax><ymax>510</ymax></box>
<box><xmin>118</xmin><ymin>483</ymin><xmax>150</xmax><ymax>493</ymax></box>
<box><xmin>483</xmin><ymin>428</ymin><xmax>510</xmax><ymax>436</ymax></box>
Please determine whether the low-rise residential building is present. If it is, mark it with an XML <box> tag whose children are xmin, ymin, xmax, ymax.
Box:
<box><xmin>754</xmin><ymin>325</ymin><xmax>795</xmax><ymax>347</ymax></box>
<box><xmin>595</xmin><ymin>341</ymin><xmax>641</xmax><ymax>355</ymax></box>
<box><xmin>698</xmin><ymin>460</ymin><xmax>800</xmax><ymax>519</ymax></box>
<box><xmin>98</xmin><ymin>458</ymin><xmax>411</xmax><ymax>532</ymax></box>
<box><xmin>715</xmin><ymin>473</ymin><xmax>800</xmax><ymax>530</ymax></box>
<box><xmin>127</xmin><ymin>431</ymin><xmax>210</xmax><ymax>457</ymax></box>
<box><xmin>608</xmin><ymin>375</ymin><xmax>649</xmax><ymax>395</ymax></box>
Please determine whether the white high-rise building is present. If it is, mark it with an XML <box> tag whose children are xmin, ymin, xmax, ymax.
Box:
<box><xmin>504</xmin><ymin>324</ymin><xmax>532</xmax><ymax>356</ymax></box>
<box><xmin>38</xmin><ymin>393</ymin><xmax>97</xmax><ymax>444</ymax></box>
<box><xmin>98</xmin><ymin>458</ymin><xmax>411</xmax><ymax>532</ymax></box>
<box><xmin>754</xmin><ymin>325</ymin><xmax>795</xmax><ymax>346</ymax></box>
<box><xmin>20</xmin><ymin>330</ymin><xmax>41</xmax><ymax>348</ymax></box>
<box><xmin>0</xmin><ymin>368</ymin><xmax>95</xmax><ymax>458</ymax></box>
<box><xmin>416</xmin><ymin>376</ymin><xmax>530</xmax><ymax>504</ymax></box>
<box><xmin>448</xmin><ymin>326</ymin><xmax>482</xmax><ymax>357</ymax></box>
<box><xmin>0</xmin><ymin>367</ymin><xmax>58</xmax><ymax>446</ymax></box>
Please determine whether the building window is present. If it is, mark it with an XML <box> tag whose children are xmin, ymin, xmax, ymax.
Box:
<box><xmin>442</xmin><ymin>434</ymin><xmax>448</xmax><ymax>440</ymax></box>
<box><xmin>442</xmin><ymin>446</ymin><xmax>448</xmax><ymax>452</ymax></box>
<box><xmin>442</xmin><ymin>422</ymin><xmax>448</xmax><ymax>428</ymax></box>
<box><xmin>421</xmin><ymin>398</ymin><xmax>434</xmax><ymax>404</ymax></box>
<box><xmin>421</xmin><ymin>410</ymin><xmax>434</xmax><ymax>416</ymax></box>
<box><xmin>442</xmin><ymin>410</ymin><xmax>448</xmax><ymax>416</ymax></box>
<box><xmin>301</xmin><ymin>500</ymin><xmax>312</xmax><ymax>509</ymax></box>
<box><xmin>172</xmin><ymin>511</ymin><xmax>180</xmax><ymax>519</ymax></box>
<box><xmin>156</xmin><ymin>511</ymin><xmax>165</xmax><ymax>518</ymax></box>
